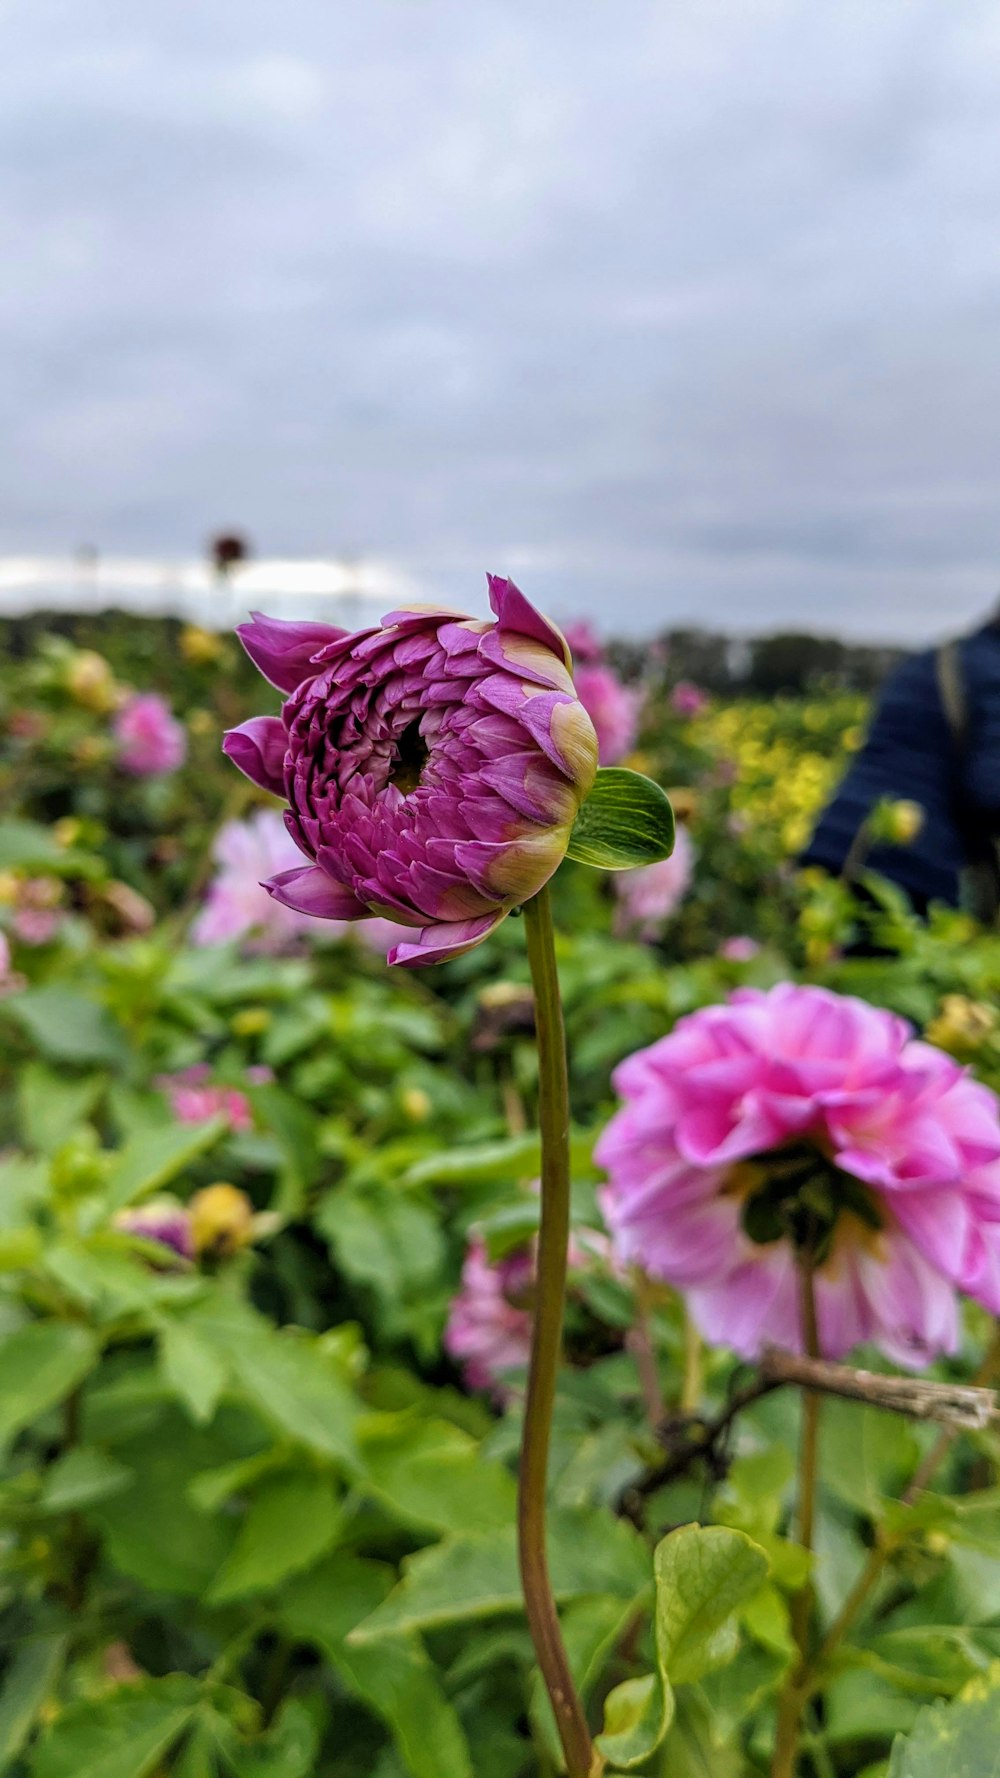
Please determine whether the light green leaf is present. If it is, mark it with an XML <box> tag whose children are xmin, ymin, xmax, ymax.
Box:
<box><xmin>188</xmin><ymin>1300</ymin><xmax>359</xmax><ymax>1469</ymax></box>
<box><xmin>18</xmin><ymin>1065</ymin><xmax>105</xmax><ymax>1155</ymax></box>
<box><xmin>597</xmin><ymin>1675</ymin><xmax>666</xmax><ymax>1771</ymax></box>
<box><xmin>887</xmin><ymin>1667</ymin><xmax>1000</xmax><ymax>1776</ymax></box>
<box><xmin>350</xmin><ymin>1510</ymin><xmax>650</xmax><ymax>1640</ymax></box>
<box><xmin>0</xmin><ymin>1634</ymin><xmax>67</xmax><ymax>1770</ymax></box>
<box><xmin>358</xmin><ymin>1416</ymin><xmax>516</xmax><ymax>1534</ymax></box>
<box><xmin>566</xmin><ymin>768</ymin><xmax>675</xmax><ymax>870</ymax></box>
<box><xmin>29</xmin><ymin>1677</ymin><xmax>199</xmax><ymax>1778</ymax></box>
<box><xmin>402</xmin><ymin>1127</ymin><xmax>595</xmax><ymax>1189</ymax></box>
<box><xmin>103</xmin><ymin>1119</ymin><xmax>228</xmax><ymax>1215</ymax></box>
<box><xmin>0</xmin><ymin>1322</ymin><xmax>99</xmax><ymax>1447</ymax></box>
<box><xmin>5</xmin><ymin>990</ymin><xmax>126</xmax><ymax>1067</ymax></box>
<box><xmin>207</xmin><ymin>1473</ymin><xmax>342</xmax><ymax>1603</ymax></box>
<box><xmin>38</xmin><ymin>1447</ymin><xmax>132</xmax><ymax>1514</ymax></box>
<box><xmin>159</xmin><ymin>1321</ymin><xmax>229</xmax><ymax>1425</ymax></box>
<box><xmin>216</xmin><ymin>1699</ymin><xmax>319</xmax><ymax>1778</ymax></box>
<box><xmin>88</xmin><ymin>1414</ymin><xmax>239</xmax><ymax>1596</ymax></box>
<box><xmin>279</xmin><ymin>1556</ymin><xmax>472</xmax><ymax>1778</ymax></box>
<box><xmin>0</xmin><ymin>820</ymin><xmax>100</xmax><ymax>878</ymax></box>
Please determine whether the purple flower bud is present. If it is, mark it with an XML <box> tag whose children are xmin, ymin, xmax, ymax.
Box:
<box><xmin>223</xmin><ymin>576</ymin><xmax>599</xmax><ymax>966</ymax></box>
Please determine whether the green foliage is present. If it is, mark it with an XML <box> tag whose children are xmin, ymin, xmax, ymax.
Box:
<box><xmin>567</xmin><ymin>768</ymin><xmax>676</xmax><ymax>869</ymax></box>
<box><xmin>887</xmin><ymin>1668</ymin><xmax>1000</xmax><ymax>1776</ymax></box>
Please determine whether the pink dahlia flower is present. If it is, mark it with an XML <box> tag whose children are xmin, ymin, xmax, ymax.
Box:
<box><xmin>596</xmin><ymin>983</ymin><xmax>1000</xmax><ymax>1367</ymax></box>
<box><xmin>719</xmin><ymin>935</ymin><xmax>760</xmax><ymax>962</ymax></box>
<box><xmin>116</xmin><ymin>1197</ymin><xmax>193</xmax><ymax>1262</ymax></box>
<box><xmin>574</xmin><ymin>664</ymin><xmax>641</xmax><ymax>766</ymax></box>
<box><xmin>613</xmin><ymin>825</ymin><xmax>695</xmax><ymax>939</ymax></box>
<box><xmin>192</xmin><ymin>809</ymin><xmax>331</xmax><ymax>951</ymax></box>
<box><xmin>156</xmin><ymin>1066</ymin><xmax>253</xmax><ymax>1132</ymax></box>
<box><xmin>223</xmin><ymin>576</ymin><xmax>598</xmax><ymax>966</ymax></box>
<box><xmin>563</xmin><ymin>619</ymin><xmax>604</xmax><ymax>665</ymax></box>
<box><xmin>445</xmin><ymin>1239</ymin><xmax>535</xmax><ymax>1395</ymax></box>
<box><xmin>671</xmin><ymin>681</ymin><xmax>708</xmax><ymax>718</ymax></box>
<box><xmin>115</xmin><ymin>693</ymin><xmax>187</xmax><ymax>776</ymax></box>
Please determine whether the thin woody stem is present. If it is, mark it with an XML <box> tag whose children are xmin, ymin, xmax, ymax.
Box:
<box><xmin>520</xmin><ymin>886</ymin><xmax>598</xmax><ymax>1778</ymax></box>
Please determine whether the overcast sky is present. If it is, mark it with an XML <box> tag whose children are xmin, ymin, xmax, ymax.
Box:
<box><xmin>4</xmin><ymin>1</ymin><xmax>1000</xmax><ymax>639</ymax></box>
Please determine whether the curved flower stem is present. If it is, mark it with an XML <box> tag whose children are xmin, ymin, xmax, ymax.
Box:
<box><xmin>772</xmin><ymin>1254</ymin><xmax>822</xmax><ymax>1778</ymax></box>
<box><xmin>521</xmin><ymin>885</ymin><xmax>598</xmax><ymax>1778</ymax></box>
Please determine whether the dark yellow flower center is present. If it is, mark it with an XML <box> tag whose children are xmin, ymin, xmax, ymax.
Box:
<box><xmin>728</xmin><ymin>1140</ymin><xmax>882</xmax><ymax>1262</ymax></box>
<box><xmin>389</xmin><ymin>719</ymin><xmax>430</xmax><ymax>794</ymax></box>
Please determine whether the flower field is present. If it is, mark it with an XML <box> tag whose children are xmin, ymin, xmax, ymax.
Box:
<box><xmin>2</xmin><ymin>609</ymin><xmax>1000</xmax><ymax>1777</ymax></box>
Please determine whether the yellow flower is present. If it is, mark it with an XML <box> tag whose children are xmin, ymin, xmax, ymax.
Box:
<box><xmin>66</xmin><ymin>650</ymin><xmax>119</xmax><ymax>713</ymax></box>
<box><xmin>190</xmin><ymin>1184</ymin><xmax>255</xmax><ymax>1258</ymax></box>
<box><xmin>926</xmin><ymin>996</ymin><xmax>997</xmax><ymax>1055</ymax></box>
<box><xmin>180</xmin><ymin>625</ymin><xmax>225</xmax><ymax>665</ymax></box>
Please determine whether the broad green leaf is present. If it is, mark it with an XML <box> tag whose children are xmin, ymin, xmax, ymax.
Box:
<box><xmin>30</xmin><ymin>1676</ymin><xmax>199</xmax><ymax>1778</ymax></box>
<box><xmin>318</xmin><ymin>1191</ymin><xmax>444</xmax><ymax>1306</ymax></box>
<box><xmin>597</xmin><ymin>1524</ymin><xmax>769</xmax><ymax>1769</ymax></box>
<box><xmin>38</xmin><ymin>1447</ymin><xmax>132</xmax><ymax>1514</ymax></box>
<box><xmin>43</xmin><ymin>1243</ymin><xmax>158</xmax><ymax>1320</ymax></box>
<box><xmin>350</xmin><ymin>1510</ymin><xmax>650</xmax><ymax>1640</ymax></box>
<box><xmin>0</xmin><ymin>1634</ymin><xmax>67</xmax><ymax>1770</ymax></box>
<box><xmin>188</xmin><ymin>1300</ymin><xmax>359</xmax><ymax>1469</ymax></box>
<box><xmin>0</xmin><ymin>1322</ymin><xmax>99</xmax><ymax>1447</ymax></box>
<box><xmin>5</xmin><ymin>990</ymin><xmax>126</xmax><ymax>1067</ymax></box>
<box><xmin>358</xmin><ymin>1416</ymin><xmax>516</xmax><ymax>1534</ymax></box>
<box><xmin>279</xmin><ymin>1556</ymin><xmax>472</xmax><ymax>1778</ymax></box>
<box><xmin>88</xmin><ymin>1412</ymin><xmax>242</xmax><ymax>1595</ymax></box>
<box><xmin>0</xmin><ymin>819</ymin><xmax>100</xmax><ymax>878</ymax></box>
<box><xmin>566</xmin><ymin>768</ymin><xmax>675</xmax><ymax>870</ymax></box>
<box><xmin>402</xmin><ymin>1127</ymin><xmax>595</xmax><ymax>1189</ymax></box>
<box><xmin>216</xmin><ymin>1700</ymin><xmax>319</xmax><ymax>1778</ymax></box>
<box><xmin>103</xmin><ymin>1119</ymin><xmax>227</xmax><ymax>1214</ymax></box>
<box><xmin>888</xmin><ymin>1667</ymin><xmax>1000</xmax><ymax>1775</ymax></box>
<box><xmin>159</xmin><ymin>1321</ymin><xmax>229</xmax><ymax>1425</ymax></box>
<box><xmin>18</xmin><ymin>1065</ymin><xmax>105</xmax><ymax>1155</ymax></box>
<box><xmin>207</xmin><ymin>1473</ymin><xmax>342</xmax><ymax>1603</ymax></box>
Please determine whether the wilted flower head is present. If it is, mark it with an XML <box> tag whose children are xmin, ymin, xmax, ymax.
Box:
<box><xmin>671</xmin><ymin>681</ymin><xmax>708</xmax><ymax>718</ymax></box>
<box><xmin>192</xmin><ymin>809</ymin><xmax>329</xmax><ymax>951</ymax></box>
<box><xmin>574</xmin><ymin>664</ymin><xmax>641</xmax><ymax>766</ymax></box>
<box><xmin>116</xmin><ymin>1197</ymin><xmax>193</xmax><ymax>1262</ymax></box>
<box><xmin>613</xmin><ymin>826</ymin><xmax>695</xmax><ymax>940</ymax></box>
<box><xmin>115</xmin><ymin>693</ymin><xmax>187</xmax><ymax>776</ymax></box>
<box><xmin>223</xmin><ymin>576</ymin><xmax>598</xmax><ymax>965</ymax></box>
<box><xmin>156</xmin><ymin>1066</ymin><xmax>253</xmax><ymax>1132</ymax></box>
<box><xmin>597</xmin><ymin>983</ymin><xmax>1000</xmax><ymax>1367</ymax></box>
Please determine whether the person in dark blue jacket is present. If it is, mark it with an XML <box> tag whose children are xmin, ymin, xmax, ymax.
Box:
<box><xmin>802</xmin><ymin>618</ymin><xmax>1000</xmax><ymax>918</ymax></box>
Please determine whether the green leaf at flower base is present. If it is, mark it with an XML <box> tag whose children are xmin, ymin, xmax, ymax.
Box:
<box><xmin>29</xmin><ymin>1675</ymin><xmax>200</xmax><ymax>1778</ymax></box>
<box><xmin>565</xmin><ymin>768</ymin><xmax>675</xmax><ymax>871</ymax></box>
<box><xmin>887</xmin><ymin>1665</ymin><xmax>1000</xmax><ymax>1775</ymax></box>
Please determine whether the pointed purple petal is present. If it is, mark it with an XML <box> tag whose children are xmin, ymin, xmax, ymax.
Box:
<box><xmin>237</xmin><ymin>611</ymin><xmax>348</xmax><ymax>693</ymax></box>
<box><xmin>222</xmin><ymin>717</ymin><xmax>288</xmax><ymax>796</ymax></box>
<box><xmin>387</xmin><ymin>911</ymin><xmax>507</xmax><ymax>967</ymax></box>
<box><xmin>264</xmin><ymin>865</ymin><xmax>368</xmax><ymax>921</ymax></box>
<box><xmin>486</xmin><ymin>575</ymin><xmax>571</xmax><ymax>667</ymax></box>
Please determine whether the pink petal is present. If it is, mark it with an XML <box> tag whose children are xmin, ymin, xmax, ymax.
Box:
<box><xmin>387</xmin><ymin>910</ymin><xmax>507</xmax><ymax>967</ymax></box>
<box><xmin>264</xmin><ymin>865</ymin><xmax>367</xmax><ymax>920</ymax></box>
<box><xmin>222</xmin><ymin>717</ymin><xmax>288</xmax><ymax>796</ymax></box>
<box><xmin>486</xmin><ymin>574</ymin><xmax>571</xmax><ymax>667</ymax></box>
<box><xmin>237</xmin><ymin>612</ymin><xmax>347</xmax><ymax>693</ymax></box>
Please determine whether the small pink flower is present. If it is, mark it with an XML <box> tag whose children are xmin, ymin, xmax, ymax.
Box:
<box><xmin>445</xmin><ymin>1239</ymin><xmax>535</xmax><ymax>1395</ymax></box>
<box><xmin>719</xmin><ymin>936</ymin><xmax>760</xmax><ymax>962</ymax></box>
<box><xmin>613</xmin><ymin>826</ymin><xmax>695</xmax><ymax>939</ymax></box>
<box><xmin>116</xmin><ymin>1198</ymin><xmax>193</xmax><ymax>1262</ymax></box>
<box><xmin>115</xmin><ymin>693</ymin><xmax>187</xmax><ymax>776</ymax></box>
<box><xmin>563</xmin><ymin>619</ymin><xmax>604</xmax><ymax>665</ymax></box>
<box><xmin>597</xmin><ymin>983</ymin><xmax>1000</xmax><ymax>1368</ymax></box>
<box><xmin>10</xmin><ymin>878</ymin><xmax>63</xmax><ymax>946</ymax></box>
<box><xmin>671</xmin><ymin>681</ymin><xmax>708</xmax><ymax>718</ymax></box>
<box><xmin>193</xmin><ymin>809</ymin><xmax>333</xmax><ymax>951</ymax></box>
<box><xmin>156</xmin><ymin>1066</ymin><xmax>253</xmax><ymax>1132</ymax></box>
<box><xmin>223</xmin><ymin>577</ymin><xmax>598</xmax><ymax>967</ymax></box>
<box><xmin>575</xmin><ymin>664</ymin><xmax>641</xmax><ymax>766</ymax></box>
<box><xmin>0</xmin><ymin>932</ymin><xmax>25</xmax><ymax>996</ymax></box>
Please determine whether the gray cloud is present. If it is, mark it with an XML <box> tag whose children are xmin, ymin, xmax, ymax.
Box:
<box><xmin>3</xmin><ymin>0</ymin><xmax>1000</xmax><ymax>638</ymax></box>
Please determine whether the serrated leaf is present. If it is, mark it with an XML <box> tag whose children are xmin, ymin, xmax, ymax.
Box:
<box><xmin>187</xmin><ymin>1300</ymin><xmax>359</xmax><ymax>1468</ymax></box>
<box><xmin>566</xmin><ymin>768</ymin><xmax>675</xmax><ymax>870</ymax></box>
<box><xmin>888</xmin><ymin>1667</ymin><xmax>1000</xmax><ymax>1775</ymax></box>
<box><xmin>358</xmin><ymin>1416</ymin><xmax>516</xmax><ymax>1534</ymax></box>
<box><xmin>159</xmin><ymin>1321</ymin><xmax>229</xmax><ymax>1425</ymax></box>
<box><xmin>0</xmin><ymin>1321</ymin><xmax>99</xmax><ymax>1448</ymax></box>
<box><xmin>29</xmin><ymin>1676</ymin><xmax>199</xmax><ymax>1778</ymax></box>
<box><xmin>207</xmin><ymin>1473</ymin><xmax>342</xmax><ymax>1603</ymax></box>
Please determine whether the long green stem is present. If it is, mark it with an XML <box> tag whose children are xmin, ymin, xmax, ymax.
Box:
<box><xmin>772</xmin><ymin>1255</ymin><xmax>822</xmax><ymax>1778</ymax></box>
<box><xmin>520</xmin><ymin>886</ymin><xmax>597</xmax><ymax>1778</ymax></box>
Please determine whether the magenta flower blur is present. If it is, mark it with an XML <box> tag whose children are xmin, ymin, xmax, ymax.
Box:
<box><xmin>613</xmin><ymin>826</ymin><xmax>695</xmax><ymax>940</ymax></box>
<box><xmin>719</xmin><ymin>936</ymin><xmax>760</xmax><ymax>962</ymax></box>
<box><xmin>597</xmin><ymin>984</ymin><xmax>1000</xmax><ymax>1367</ymax></box>
<box><xmin>223</xmin><ymin>576</ymin><xmax>598</xmax><ymax>966</ymax></box>
<box><xmin>116</xmin><ymin>1198</ymin><xmax>193</xmax><ymax>1262</ymax></box>
<box><xmin>445</xmin><ymin>1239</ymin><xmax>535</xmax><ymax>1395</ymax></box>
<box><xmin>563</xmin><ymin>619</ymin><xmax>604</xmax><ymax>665</ymax></box>
<box><xmin>192</xmin><ymin>809</ymin><xmax>329</xmax><ymax>951</ymax></box>
<box><xmin>115</xmin><ymin>693</ymin><xmax>187</xmax><ymax>776</ymax></box>
<box><xmin>156</xmin><ymin>1066</ymin><xmax>253</xmax><ymax>1132</ymax></box>
<box><xmin>671</xmin><ymin>681</ymin><xmax>708</xmax><ymax>718</ymax></box>
<box><xmin>574</xmin><ymin>664</ymin><xmax>640</xmax><ymax>766</ymax></box>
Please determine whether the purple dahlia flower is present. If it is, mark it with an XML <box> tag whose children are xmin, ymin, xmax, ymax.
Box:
<box><xmin>223</xmin><ymin>576</ymin><xmax>599</xmax><ymax>966</ymax></box>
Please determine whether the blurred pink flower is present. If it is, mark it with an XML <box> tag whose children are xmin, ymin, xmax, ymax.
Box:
<box><xmin>719</xmin><ymin>936</ymin><xmax>760</xmax><ymax>962</ymax></box>
<box><xmin>445</xmin><ymin>1239</ymin><xmax>535</xmax><ymax>1394</ymax></box>
<box><xmin>0</xmin><ymin>932</ymin><xmax>25</xmax><ymax>996</ymax></box>
<box><xmin>193</xmin><ymin>809</ymin><xmax>333</xmax><ymax>951</ymax></box>
<box><xmin>597</xmin><ymin>984</ymin><xmax>1000</xmax><ymax>1367</ymax></box>
<box><xmin>115</xmin><ymin>693</ymin><xmax>187</xmax><ymax>776</ymax></box>
<box><xmin>613</xmin><ymin>826</ymin><xmax>695</xmax><ymax>939</ymax></box>
<box><xmin>116</xmin><ymin>1198</ymin><xmax>193</xmax><ymax>1262</ymax></box>
<box><xmin>575</xmin><ymin>664</ymin><xmax>641</xmax><ymax>766</ymax></box>
<box><xmin>671</xmin><ymin>681</ymin><xmax>708</xmax><ymax>718</ymax></box>
<box><xmin>563</xmin><ymin>619</ymin><xmax>604</xmax><ymax>665</ymax></box>
<box><xmin>10</xmin><ymin>878</ymin><xmax>63</xmax><ymax>946</ymax></box>
<box><xmin>156</xmin><ymin>1066</ymin><xmax>253</xmax><ymax>1132</ymax></box>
